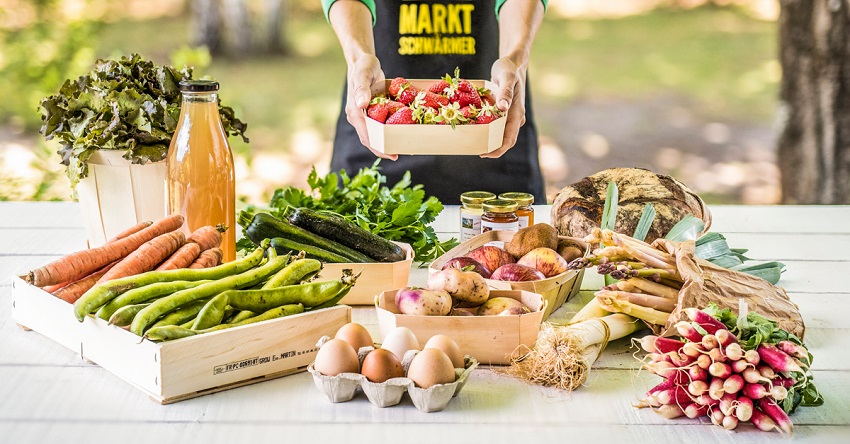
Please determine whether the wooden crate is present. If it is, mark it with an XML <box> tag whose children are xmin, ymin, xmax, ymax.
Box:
<box><xmin>374</xmin><ymin>289</ymin><xmax>545</xmax><ymax>365</ymax></box>
<box><xmin>429</xmin><ymin>230</ymin><xmax>586</xmax><ymax>319</ymax></box>
<box><xmin>11</xmin><ymin>276</ymin><xmax>350</xmax><ymax>404</ymax></box>
<box><xmin>365</xmin><ymin>79</ymin><xmax>506</xmax><ymax>155</ymax></box>
<box><xmin>331</xmin><ymin>242</ymin><xmax>414</xmax><ymax>305</ymax></box>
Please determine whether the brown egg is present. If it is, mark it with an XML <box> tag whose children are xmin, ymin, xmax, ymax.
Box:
<box><xmin>334</xmin><ymin>322</ymin><xmax>374</xmax><ymax>351</ymax></box>
<box><xmin>406</xmin><ymin>348</ymin><xmax>456</xmax><ymax>389</ymax></box>
<box><xmin>424</xmin><ymin>335</ymin><xmax>464</xmax><ymax>368</ymax></box>
<box><xmin>360</xmin><ymin>348</ymin><xmax>404</xmax><ymax>383</ymax></box>
<box><xmin>314</xmin><ymin>338</ymin><xmax>360</xmax><ymax>376</ymax></box>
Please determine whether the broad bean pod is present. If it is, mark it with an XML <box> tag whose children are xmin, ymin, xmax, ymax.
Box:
<box><xmin>143</xmin><ymin>303</ymin><xmax>305</xmax><ymax>342</ymax></box>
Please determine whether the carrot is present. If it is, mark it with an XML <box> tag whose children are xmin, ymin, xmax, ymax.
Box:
<box><xmin>52</xmin><ymin>261</ymin><xmax>119</xmax><ymax>303</ymax></box>
<box><xmin>155</xmin><ymin>242</ymin><xmax>202</xmax><ymax>271</ymax></box>
<box><xmin>187</xmin><ymin>224</ymin><xmax>227</xmax><ymax>251</ymax></box>
<box><xmin>97</xmin><ymin>230</ymin><xmax>186</xmax><ymax>283</ymax></box>
<box><xmin>106</xmin><ymin>221</ymin><xmax>153</xmax><ymax>243</ymax></box>
<box><xmin>189</xmin><ymin>248</ymin><xmax>223</xmax><ymax>269</ymax></box>
<box><xmin>25</xmin><ymin>214</ymin><xmax>184</xmax><ymax>287</ymax></box>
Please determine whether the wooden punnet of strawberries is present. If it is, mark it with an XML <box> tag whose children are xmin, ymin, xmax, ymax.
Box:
<box><xmin>367</xmin><ymin>68</ymin><xmax>502</xmax><ymax>127</ymax></box>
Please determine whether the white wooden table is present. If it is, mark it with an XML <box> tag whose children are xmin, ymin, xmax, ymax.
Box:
<box><xmin>1</xmin><ymin>202</ymin><xmax>849</xmax><ymax>443</ymax></box>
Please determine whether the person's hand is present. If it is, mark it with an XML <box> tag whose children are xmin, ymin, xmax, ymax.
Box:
<box><xmin>481</xmin><ymin>57</ymin><xmax>527</xmax><ymax>159</ymax></box>
<box><xmin>344</xmin><ymin>55</ymin><xmax>397</xmax><ymax>160</ymax></box>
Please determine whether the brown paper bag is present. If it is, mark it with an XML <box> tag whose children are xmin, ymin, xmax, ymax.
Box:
<box><xmin>649</xmin><ymin>239</ymin><xmax>805</xmax><ymax>339</ymax></box>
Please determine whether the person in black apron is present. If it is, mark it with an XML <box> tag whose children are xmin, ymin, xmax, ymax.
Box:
<box><xmin>324</xmin><ymin>0</ymin><xmax>547</xmax><ymax>204</ymax></box>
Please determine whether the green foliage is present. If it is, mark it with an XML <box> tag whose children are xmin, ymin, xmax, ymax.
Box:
<box><xmin>38</xmin><ymin>53</ymin><xmax>249</xmax><ymax>190</ymax></box>
<box><xmin>260</xmin><ymin>161</ymin><xmax>458</xmax><ymax>263</ymax></box>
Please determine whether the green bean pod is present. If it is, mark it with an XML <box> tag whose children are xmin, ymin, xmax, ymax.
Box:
<box><xmin>261</xmin><ymin>258</ymin><xmax>322</xmax><ymax>289</ymax></box>
<box><xmin>107</xmin><ymin>303</ymin><xmax>151</xmax><ymax>327</ymax></box>
<box><xmin>73</xmin><ymin>244</ymin><xmax>267</xmax><ymax>322</ymax></box>
<box><xmin>149</xmin><ymin>298</ymin><xmax>212</xmax><ymax>329</ymax></box>
<box><xmin>191</xmin><ymin>293</ymin><xmax>229</xmax><ymax>330</ymax></box>
<box><xmin>130</xmin><ymin>253</ymin><xmax>289</xmax><ymax>335</ymax></box>
<box><xmin>227</xmin><ymin>310</ymin><xmax>256</xmax><ymax>324</ymax></box>
<box><xmin>218</xmin><ymin>269</ymin><xmax>358</xmax><ymax>313</ymax></box>
<box><xmin>96</xmin><ymin>280</ymin><xmax>211</xmax><ymax>321</ymax></box>
<box><xmin>144</xmin><ymin>303</ymin><xmax>304</xmax><ymax>342</ymax></box>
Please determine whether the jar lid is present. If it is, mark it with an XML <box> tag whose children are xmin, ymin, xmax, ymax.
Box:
<box><xmin>460</xmin><ymin>191</ymin><xmax>496</xmax><ymax>205</ymax></box>
<box><xmin>482</xmin><ymin>199</ymin><xmax>518</xmax><ymax>213</ymax></box>
<box><xmin>179</xmin><ymin>80</ymin><xmax>220</xmax><ymax>92</ymax></box>
<box><xmin>498</xmin><ymin>192</ymin><xmax>534</xmax><ymax>206</ymax></box>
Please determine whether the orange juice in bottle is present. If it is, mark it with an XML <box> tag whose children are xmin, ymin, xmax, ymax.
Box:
<box><xmin>167</xmin><ymin>80</ymin><xmax>236</xmax><ymax>262</ymax></box>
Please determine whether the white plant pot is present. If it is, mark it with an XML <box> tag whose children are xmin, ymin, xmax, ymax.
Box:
<box><xmin>76</xmin><ymin>150</ymin><xmax>167</xmax><ymax>247</ymax></box>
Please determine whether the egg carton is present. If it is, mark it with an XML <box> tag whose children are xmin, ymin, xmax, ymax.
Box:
<box><xmin>307</xmin><ymin>340</ymin><xmax>478</xmax><ymax>413</ymax></box>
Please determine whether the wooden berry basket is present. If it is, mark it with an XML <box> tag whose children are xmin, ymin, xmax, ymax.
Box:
<box><xmin>11</xmin><ymin>276</ymin><xmax>350</xmax><ymax>404</ymax></box>
<box><xmin>365</xmin><ymin>79</ymin><xmax>507</xmax><ymax>155</ymax></box>
<box><xmin>428</xmin><ymin>230</ymin><xmax>587</xmax><ymax>320</ymax></box>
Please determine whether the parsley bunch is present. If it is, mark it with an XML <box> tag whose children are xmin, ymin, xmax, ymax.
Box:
<box><xmin>265</xmin><ymin>161</ymin><xmax>458</xmax><ymax>264</ymax></box>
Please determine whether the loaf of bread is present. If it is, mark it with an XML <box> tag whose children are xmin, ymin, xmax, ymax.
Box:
<box><xmin>550</xmin><ymin>168</ymin><xmax>711</xmax><ymax>243</ymax></box>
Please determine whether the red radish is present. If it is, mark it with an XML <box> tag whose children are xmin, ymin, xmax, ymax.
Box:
<box><xmin>655</xmin><ymin>404</ymin><xmax>685</xmax><ymax>419</ymax></box>
<box><xmin>701</xmin><ymin>334</ymin><xmax>719</xmax><ymax>351</ymax></box>
<box><xmin>688</xmin><ymin>365</ymin><xmax>708</xmax><ymax>382</ymax></box>
<box><xmin>771</xmin><ymin>385</ymin><xmax>789</xmax><ymax>401</ymax></box>
<box><xmin>675</xmin><ymin>321</ymin><xmax>704</xmax><ymax>342</ymax></box>
<box><xmin>723</xmin><ymin>374</ymin><xmax>745</xmax><ymax>394</ymax></box>
<box><xmin>725</xmin><ymin>343</ymin><xmax>744</xmax><ymax>361</ymax></box>
<box><xmin>709</xmin><ymin>362</ymin><xmax>732</xmax><ymax>379</ymax></box>
<box><xmin>744</xmin><ymin>349</ymin><xmax>760</xmax><ymax>365</ymax></box>
<box><xmin>710</xmin><ymin>408</ymin><xmax>725</xmax><ymax>426</ymax></box>
<box><xmin>644</xmin><ymin>361</ymin><xmax>676</xmax><ymax>379</ymax></box>
<box><xmin>709</xmin><ymin>378</ymin><xmax>726</xmax><ymax>400</ymax></box>
<box><xmin>750</xmin><ymin>407</ymin><xmax>781</xmax><ymax>433</ymax></box>
<box><xmin>668</xmin><ymin>352</ymin><xmax>695</xmax><ymax>367</ymax></box>
<box><xmin>722</xmin><ymin>415</ymin><xmax>739</xmax><ymax>430</ymax></box>
<box><xmin>639</xmin><ymin>393</ymin><xmax>662</xmax><ymax>408</ymax></box>
<box><xmin>743</xmin><ymin>383</ymin><xmax>769</xmax><ymax>400</ymax></box>
<box><xmin>735</xmin><ymin>396</ymin><xmax>754</xmax><ymax>422</ymax></box>
<box><xmin>639</xmin><ymin>335</ymin><xmax>685</xmax><ymax>354</ymax></box>
<box><xmin>743</xmin><ymin>367</ymin><xmax>770</xmax><ymax>385</ymax></box>
<box><xmin>683</xmin><ymin>308</ymin><xmax>727</xmax><ymax>334</ymax></box>
<box><xmin>777</xmin><ymin>340</ymin><xmax>810</xmax><ymax>361</ymax></box>
<box><xmin>758</xmin><ymin>365</ymin><xmax>776</xmax><ymax>380</ymax></box>
<box><xmin>684</xmin><ymin>402</ymin><xmax>708</xmax><ymax>419</ymax></box>
<box><xmin>719</xmin><ymin>392</ymin><xmax>737</xmax><ymax>416</ymax></box>
<box><xmin>695</xmin><ymin>394</ymin><xmax>719</xmax><ymax>407</ymax></box>
<box><xmin>688</xmin><ymin>380</ymin><xmax>709</xmax><ymax>396</ymax></box>
<box><xmin>646</xmin><ymin>378</ymin><xmax>676</xmax><ymax>396</ymax></box>
<box><xmin>708</xmin><ymin>347</ymin><xmax>726</xmax><ymax>363</ymax></box>
<box><xmin>757</xmin><ymin>343</ymin><xmax>804</xmax><ymax>373</ymax></box>
<box><xmin>731</xmin><ymin>359</ymin><xmax>749</xmax><ymax>374</ymax></box>
<box><xmin>649</xmin><ymin>352</ymin><xmax>669</xmax><ymax>363</ymax></box>
<box><xmin>667</xmin><ymin>369</ymin><xmax>693</xmax><ymax>385</ymax></box>
<box><xmin>696</xmin><ymin>354</ymin><xmax>712</xmax><ymax>370</ymax></box>
<box><xmin>715</xmin><ymin>328</ymin><xmax>738</xmax><ymax>347</ymax></box>
<box><xmin>657</xmin><ymin>386</ymin><xmax>693</xmax><ymax>405</ymax></box>
<box><xmin>773</xmin><ymin>377</ymin><xmax>795</xmax><ymax>388</ymax></box>
<box><xmin>758</xmin><ymin>398</ymin><xmax>794</xmax><ymax>435</ymax></box>
<box><xmin>681</xmin><ymin>341</ymin><xmax>705</xmax><ymax>358</ymax></box>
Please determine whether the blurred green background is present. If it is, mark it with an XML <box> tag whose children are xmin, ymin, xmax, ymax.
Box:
<box><xmin>0</xmin><ymin>0</ymin><xmax>780</xmax><ymax>204</ymax></box>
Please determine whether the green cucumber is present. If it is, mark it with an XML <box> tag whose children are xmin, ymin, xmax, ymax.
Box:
<box><xmin>270</xmin><ymin>237</ymin><xmax>353</xmax><ymax>263</ymax></box>
<box><xmin>286</xmin><ymin>207</ymin><xmax>406</xmax><ymax>263</ymax></box>
<box><xmin>240</xmin><ymin>212</ymin><xmax>371</xmax><ymax>263</ymax></box>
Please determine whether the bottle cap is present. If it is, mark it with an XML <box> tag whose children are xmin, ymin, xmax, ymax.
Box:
<box><xmin>461</xmin><ymin>191</ymin><xmax>496</xmax><ymax>206</ymax></box>
<box><xmin>179</xmin><ymin>80</ymin><xmax>220</xmax><ymax>92</ymax></box>
<box><xmin>498</xmin><ymin>192</ymin><xmax>534</xmax><ymax>206</ymax></box>
<box><xmin>482</xmin><ymin>199</ymin><xmax>518</xmax><ymax>213</ymax></box>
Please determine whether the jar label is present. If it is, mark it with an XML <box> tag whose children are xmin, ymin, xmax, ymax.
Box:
<box><xmin>518</xmin><ymin>215</ymin><xmax>530</xmax><ymax>229</ymax></box>
<box><xmin>481</xmin><ymin>220</ymin><xmax>519</xmax><ymax>233</ymax></box>
<box><xmin>460</xmin><ymin>214</ymin><xmax>482</xmax><ymax>241</ymax></box>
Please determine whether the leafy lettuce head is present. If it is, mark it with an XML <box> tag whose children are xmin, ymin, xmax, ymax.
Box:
<box><xmin>39</xmin><ymin>53</ymin><xmax>248</xmax><ymax>192</ymax></box>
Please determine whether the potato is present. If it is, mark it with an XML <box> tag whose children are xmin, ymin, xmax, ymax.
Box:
<box><xmin>505</xmin><ymin>223</ymin><xmax>559</xmax><ymax>259</ymax></box>
<box><xmin>394</xmin><ymin>287</ymin><xmax>452</xmax><ymax>316</ymax></box>
<box><xmin>427</xmin><ymin>268</ymin><xmax>489</xmax><ymax>306</ymax></box>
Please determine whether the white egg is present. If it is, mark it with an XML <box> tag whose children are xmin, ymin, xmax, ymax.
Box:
<box><xmin>380</xmin><ymin>326</ymin><xmax>420</xmax><ymax>361</ymax></box>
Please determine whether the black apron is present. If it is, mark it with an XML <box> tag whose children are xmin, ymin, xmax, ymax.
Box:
<box><xmin>330</xmin><ymin>0</ymin><xmax>545</xmax><ymax>205</ymax></box>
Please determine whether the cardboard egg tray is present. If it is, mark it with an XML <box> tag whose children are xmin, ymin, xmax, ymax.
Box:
<box><xmin>307</xmin><ymin>342</ymin><xmax>478</xmax><ymax>413</ymax></box>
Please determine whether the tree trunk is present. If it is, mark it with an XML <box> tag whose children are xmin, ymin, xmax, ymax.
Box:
<box><xmin>220</xmin><ymin>0</ymin><xmax>252</xmax><ymax>57</ymax></box>
<box><xmin>191</xmin><ymin>0</ymin><xmax>223</xmax><ymax>55</ymax></box>
<box><xmin>264</xmin><ymin>0</ymin><xmax>288</xmax><ymax>55</ymax></box>
<box><xmin>777</xmin><ymin>0</ymin><xmax>850</xmax><ymax>204</ymax></box>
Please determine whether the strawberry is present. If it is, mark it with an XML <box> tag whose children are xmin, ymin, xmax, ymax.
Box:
<box><xmin>452</xmin><ymin>90</ymin><xmax>482</xmax><ymax>108</ymax></box>
<box><xmin>458</xmin><ymin>79</ymin><xmax>476</xmax><ymax>94</ymax></box>
<box><xmin>396</xmin><ymin>83</ymin><xmax>419</xmax><ymax>105</ymax></box>
<box><xmin>428</xmin><ymin>73</ymin><xmax>453</xmax><ymax>95</ymax></box>
<box><xmin>385</xmin><ymin>106</ymin><xmax>417</xmax><ymax>124</ymax></box>
<box><xmin>433</xmin><ymin>102</ymin><xmax>468</xmax><ymax>128</ymax></box>
<box><xmin>460</xmin><ymin>105</ymin><xmax>478</xmax><ymax>120</ymax></box>
<box><xmin>366</xmin><ymin>97</ymin><xmax>406</xmax><ymax>123</ymax></box>
<box><xmin>388</xmin><ymin>77</ymin><xmax>409</xmax><ymax>98</ymax></box>
<box><xmin>476</xmin><ymin>104</ymin><xmax>501</xmax><ymax>124</ymax></box>
<box><xmin>414</xmin><ymin>91</ymin><xmax>449</xmax><ymax>109</ymax></box>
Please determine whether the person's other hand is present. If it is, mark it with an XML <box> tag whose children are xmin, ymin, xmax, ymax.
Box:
<box><xmin>481</xmin><ymin>57</ymin><xmax>526</xmax><ymax>159</ymax></box>
<box><xmin>345</xmin><ymin>55</ymin><xmax>397</xmax><ymax>160</ymax></box>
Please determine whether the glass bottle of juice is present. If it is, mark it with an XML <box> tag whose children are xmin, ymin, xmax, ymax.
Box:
<box><xmin>167</xmin><ymin>80</ymin><xmax>236</xmax><ymax>262</ymax></box>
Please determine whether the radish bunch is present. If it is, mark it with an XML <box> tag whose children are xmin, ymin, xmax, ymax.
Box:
<box><xmin>636</xmin><ymin>307</ymin><xmax>819</xmax><ymax>435</ymax></box>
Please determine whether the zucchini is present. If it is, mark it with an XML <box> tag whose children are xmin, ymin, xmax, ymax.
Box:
<box><xmin>286</xmin><ymin>207</ymin><xmax>406</xmax><ymax>263</ymax></box>
<box><xmin>240</xmin><ymin>212</ymin><xmax>372</xmax><ymax>262</ymax></box>
<box><xmin>269</xmin><ymin>237</ymin><xmax>355</xmax><ymax>264</ymax></box>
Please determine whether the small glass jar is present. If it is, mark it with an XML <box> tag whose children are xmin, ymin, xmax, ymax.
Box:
<box><xmin>459</xmin><ymin>191</ymin><xmax>496</xmax><ymax>241</ymax></box>
<box><xmin>481</xmin><ymin>199</ymin><xmax>519</xmax><ymax>233</ymax></box>
<box><xmin>499</xmin><ymin>192</ymin><xmax>535</xmax><ymax>229</ymax></box>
